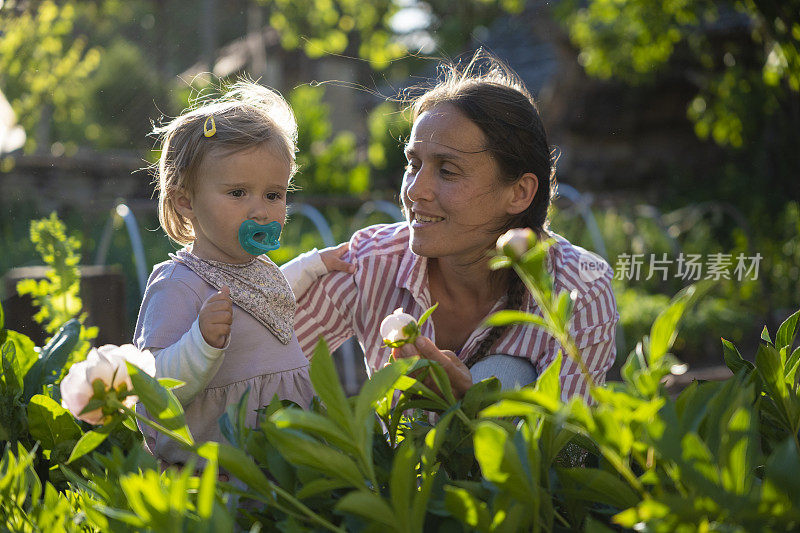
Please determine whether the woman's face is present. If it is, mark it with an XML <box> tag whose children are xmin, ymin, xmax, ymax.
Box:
<box><xmin>401</xmin><ymin>104</ymin><xmax>514</xmax><ymax>262</ymax></box>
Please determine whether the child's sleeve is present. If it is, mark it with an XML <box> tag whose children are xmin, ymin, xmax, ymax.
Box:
<box><xmin>281</xmin><ymin>248</ymin><xmax>328</xmax><ymax>299</ymax></box>
<box><xmin>150</xmin><ymin>318</ymin><xmax>228</xmax><ymax>405</ymax></box>
<box><xmin>134</xmin><ymin>274</ymin><xmax>227</xmax><ymax>405</ymax></box>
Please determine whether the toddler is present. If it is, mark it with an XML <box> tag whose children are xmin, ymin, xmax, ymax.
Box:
<box><xmin>134</xmin><ymin>82</ymin><xmax>351</xmax><ymax>465</ymax></box>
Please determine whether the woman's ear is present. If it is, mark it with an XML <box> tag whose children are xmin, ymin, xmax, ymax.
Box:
<box><xmin>506</xmin><ymin>172</ymin><xmax>538</xmax><ymax>215</ymax></box>
<box><xmin>172</xmin><ymin>190</ymin><xmax>194</xmax><ymax>220</ymax></box>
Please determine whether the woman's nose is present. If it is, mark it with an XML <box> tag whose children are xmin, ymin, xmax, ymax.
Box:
<box><xmin>404</xmin><ymin>165</ymin><xmax>433</xmax><ymax>203</ymax></box>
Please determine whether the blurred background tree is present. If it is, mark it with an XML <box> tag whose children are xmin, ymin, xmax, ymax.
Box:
<box><xmin>553</xmin><ymin>0</ymin><xmax>800</xmax><ymax>216</ymax></box>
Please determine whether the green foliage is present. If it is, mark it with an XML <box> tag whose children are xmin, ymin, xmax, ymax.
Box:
<box><xmin>264</xmin><ymin>0</ymin><xmax>404</xmax><ymax>69</ymax></box>
<box><xmin>0</xmin><ymin>0</ymin><xmax>101</xmax><ymax>153</ymax></box>
<box><xmin>290</xmin><ymin>84</ymin><xmax>371</xmax><ymax>195</ymax></box>
<box><xmin>15</xmin><ymin>214</ymin><xmax>97</xmax><ymax>357</ymax></box>
<box><xmin>3</xmin><ymin>210</ymin><xmax>800</xmax><ymax>531</ymax></box>
<box><xmin>554</xmin><ymin>0</ymin><xmax>800</xmax><ymax>150</ymax></box>
<box><xmin>550</xmin><ymin>201</ymin><xmax>800</xmax><ymax>365</ymax></box>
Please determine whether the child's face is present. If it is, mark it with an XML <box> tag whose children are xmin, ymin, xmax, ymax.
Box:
<box><xmin>177</xmin><ymin>143</ymin><xmax>290</xmax><ymax>263</ymax></box>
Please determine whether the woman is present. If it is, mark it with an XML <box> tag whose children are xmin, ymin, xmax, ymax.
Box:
<box><xmin>288</xmin><ymin>50</ymin><xmax>618</xmax><ymax>401</ymax></box>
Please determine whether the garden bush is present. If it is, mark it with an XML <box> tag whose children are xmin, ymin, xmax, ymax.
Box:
<box><xmin>1</xmin><ymin>219</ymin><xmax>799</xmax><ymax>532</ymax></box>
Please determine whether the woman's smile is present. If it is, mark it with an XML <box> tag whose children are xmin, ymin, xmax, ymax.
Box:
<box><xmin>410</xmin><ymin>211</ymin><xmax>445</xmax><ymax>228</ymax></box>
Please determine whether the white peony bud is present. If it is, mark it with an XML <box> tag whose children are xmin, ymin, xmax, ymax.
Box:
<box><xmin>61</xmin><ymin>344</ymin><xmax>156</xmax><ymax>425</ymax></box>
<box><xmin>496</xmin><ymin>228</ymin><xmax>535</xmax><ymax>259</ymax></box>
<box><xmin>380</xmin><ymin>308</ymin><xmax>419</xmax><ymax>346</ymax></box>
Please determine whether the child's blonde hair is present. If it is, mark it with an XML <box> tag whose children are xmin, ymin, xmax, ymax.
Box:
<box><xmin>153</xmin><ymin>81</ymin><xmax>298</xmax><ymax>245</ymax></box>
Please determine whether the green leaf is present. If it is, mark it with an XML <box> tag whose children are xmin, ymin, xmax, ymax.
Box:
<box><xmin>67</xmin><ymin>418</ymin><xmax>120</xmax><ymax>463</ymax></box>
<box><xmin>296</xmin><ymin>478</ymin><xmax>351</xmax><ymax>499</ymax></box>
<box><xmin>309</xmin><ymin>338</ymin><xmax>352</xmax><ymax>434</ymax></box>
<box><xmin>417</xmin><ymin>302</ymin><xmax>439</xmax><ymax>327</ymax></box>
<box><xmin>156</xmin><ymin>378</ymin><xmax>185</xmax><ymax>390</ymax></box>
<box><xmin>262</xmin><ymin>424</ymin><xmax>366</xmax><ymax>488</ymax></box>
<box><xmin>23</xmin><ymin>318</ymin><xmax>81</xmax><ymax>400</ymax></box>
<box><xmin>488</xmin><ymin>256</ymin><xmax>511</xmax><ymax>270</ymax></box>
<box><xmin>390</xmin><ymin>438</ymin><xmax>417</xmax><ymax>529</ymax></box>
<box><xmin>1</xmin><ymin>340</ymin><xmax>22</xmax><ymax>393</ymax></box>
<box><xmin>557</xmin><ymin>467</ymin><xmax>640</xmax><ymax>509</ymax></box>
<box><xmin>335</xmin><ymin>490</ymin><xmax>396</xmax><ymax>527</ymax></box>
<box><xmin>26</xmin><ymin>394</ymin><xmax>81</xmax><ymax>449</ymax></box>
<box><xmin>421</xmin><ymin>410</ymin><xmax>454</xmax><ymax>471</ymax></box>
<box><xmin>621</xmin><ymin>342</ymin><xmax>646</xmax><ymax>386</ymax></box>
<box><xmin>721</xmin><ymin>338</ymin><xmax>754</xmax><ymax>376</ymax></box>
<box><xmin>555</xmin><ymin>289</ymin><xmax>575</xmax><ymax>328</ymax></box>
<box><xmin>443</xmin><ymin>486</ymin><xmax>491</xmax><ymax>531</ymax></box>
<box><xmin>196</xmin><ymin>441</ymin><xmax>274</xmax><ymax>500</ymax></box>
<box><xmin>0</xmin><ymin>300</ymin><xmax>6</xmax><ymax>346</ymax></box>
<box><xmin>755</xmin><ymin>344</ymin><xmax>791</xmax><ymax>426</ymax></box>
<box><xmin>484</xmin><ymin>310</ymin><xmax>547</xmax><ymax>329</ymax></box>
<box><xmin>719</xmin><ymin>406</ymin><xmax>756</xmax><ymax>495</ymax></box>
<box><xmin>535</xmin><ymin>350</ymin><xmax>561</xmax><ymax>403</ymax></box>
<box><xmin>271</xmin><ymin>409</ymin><xmax>358</xmax><ymax>455</ymax></box>
<box><xmin>761</xmin><ymin>326</ymin><xmax>772</xmax><ymax>345</ymax></box>
<box><xmin>776</xmin><ymin>309</ymin><xmax>800</xmax><ymax>352</ymax></box>
<box><xmin>427</xmin><ymin>360</ymin><xmax>456</xmax><ymax>405</ymax></box>
<box><xmin>473</xmin><ymin>421</ymin><xmax>533</xmax><ymax>501</ymax></box>
<box><xmin>355</xmin><ymin>357</ymin><xmax>414</xmax><ymax>423</ymax></box>
<box><xmin>197</xmin><ymin>449</ymin><xmax>218</xmax><ymax>519</ymax></box>
<box><xmin>461</xmin><ymin>376</ymin><xmax>500</xmax><ymax>418</ymax></box>
<box><xmin>127</xmin><ymin>361</ymin><xmax>193</xmax><ymax>446</ymax></box>
<box><xmin>786</xmin><ymin>346</ymin><xmax>800</xmax><ymax>383</ymax></box>
<box><xmin>649</xmin><ymin>282</ymin><xmax>710</xmax><ymax>364</ymax></box>
<box><xmin>6</xmin><ymin>331</ymin><xmax>38</xmax><ymax>389</ymax></box>
<box><xmin>764</xmin><ymin>437</ymin><xmax>800</xmax><ymax>507</ymax></box>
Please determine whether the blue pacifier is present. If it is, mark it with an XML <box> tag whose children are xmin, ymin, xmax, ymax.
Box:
<box><xmin>238</xmin><ymin>220</ymin><xmax>282</xmax><ymax>255</ymax></box>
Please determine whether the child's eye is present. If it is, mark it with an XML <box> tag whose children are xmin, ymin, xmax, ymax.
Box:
<box><xmin>229</xmin><ymin>189</ymin><xmax>245</xmax><ymax>198</ymax></box>
<box><xmin>266</xmin><ymin>192</ymin><xmax>283</xmax><ymax>201</ymax></box>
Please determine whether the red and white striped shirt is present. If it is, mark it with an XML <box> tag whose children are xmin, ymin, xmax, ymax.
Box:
<box><xmin>294</xmin><ymin>222</ymin><xmax>618</xmax><ymax>401</ymax></box>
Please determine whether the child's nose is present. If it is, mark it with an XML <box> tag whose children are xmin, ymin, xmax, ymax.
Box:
<box><xmin>249</xmin><ymin>199</ymin><xmax>270</xmax><ymax>221</ymax></box>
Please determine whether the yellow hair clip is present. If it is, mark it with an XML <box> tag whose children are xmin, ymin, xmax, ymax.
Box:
<box><xmin>203</xmin><ymin>116</ymin><xmax>216</xmax><ymax>138</ymax></box>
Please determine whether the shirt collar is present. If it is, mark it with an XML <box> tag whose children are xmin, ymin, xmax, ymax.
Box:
<box><xmin>397</xmin><ymin>243</ymin><xmax>431</xmax><ymax>308</ymax></box>
<box><xmin>395</xmin><ymin>230</ymin><xmax>561</xmax><ymax>313</ymax></box>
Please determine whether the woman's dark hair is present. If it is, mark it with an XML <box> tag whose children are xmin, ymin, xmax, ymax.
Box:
<box><xmin>407</xmin><ymin>49</ymin><xmax>557</xmax><ymax>367</ymax></box>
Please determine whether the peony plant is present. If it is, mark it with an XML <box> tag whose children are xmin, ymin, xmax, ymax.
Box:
<box><xmin>380</xmin><ymin>303</ymin><xmax>438</xmax><ymax>348</ymax></box>
<box><xmin>60</xmin><ymin>344</ymin><xmax>156</xmax><ymax>425</ymax></box>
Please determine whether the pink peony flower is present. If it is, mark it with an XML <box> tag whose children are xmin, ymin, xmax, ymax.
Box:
<box><xmin>61</xmin><ymin>344</ymin><xmax>155</xmax><ymax>425</ymax></box>
<box><xmin>380</xmin><ymin>308</ymin><xmax>419</xmax><ymax>346</ymax></box>
<box><xmin>496</xmin><ymin>228</ymin><xmax>535</xmax><ymax>259</ymax></box>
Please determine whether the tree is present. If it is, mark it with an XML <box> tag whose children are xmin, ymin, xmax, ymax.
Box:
<box><xmin>259</xmin><ymin>0</ymin><xmax>525</xmax><ymax>70</ymax></box>
<box><xmin>554</xmin><ymin>0</ymin><xmax>799</xmax><ymax>149</ymax></box>
<box><xmin>554</xmin><ymin>0</ymin><xmax>800</xmax><ymax>214</ymax></box>
<box><xmin>0</xmin><ymin>1</ymin><xmax>101</xmax><ymax>153</ymax></box>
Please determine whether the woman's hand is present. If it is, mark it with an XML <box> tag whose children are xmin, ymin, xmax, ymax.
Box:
<box><xmin>392</xmin><ymin>336</ymin><xmax>473</xmax><ymax>399</ymax></box>
<box><xmin>319</xmin><ymin>242</ymin><xmax>355</xmax><ymax>274</ymax></box>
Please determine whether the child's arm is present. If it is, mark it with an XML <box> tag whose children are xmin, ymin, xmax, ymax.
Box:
<box><xmin>282</xmin><ymin>242</ymin><xmax>354</xmax><ymax>299</ymax></box>
<box><xmin>149</xmin><ymin>287</ymin><xmax>233</xmax><ymax>405</ymax></box>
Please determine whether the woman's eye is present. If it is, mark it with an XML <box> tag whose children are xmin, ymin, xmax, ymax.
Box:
<box><xmin>229</xmin><ymin>189</ymin><xmax>245</xmax><ymax>198</ymax></box>
<box><xmin>405</xmin><ymin>160</ymin><xmax>420</xmax><ymax>173</ymax></box>
<box><xmin>439</xmin><ymin>166</ymin><xmax>458</xmax><ymax>179</ymax></box>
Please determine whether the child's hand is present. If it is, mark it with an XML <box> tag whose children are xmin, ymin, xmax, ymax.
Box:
<box><xmin>319</xmin><ymin>243</ymin><xmax>355</xmax><ymax>274</ymax></box>
<box><xmin>199</xmin><ymin>286</ymin><xmax>233</xmax><ymax>349</ymax></box>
